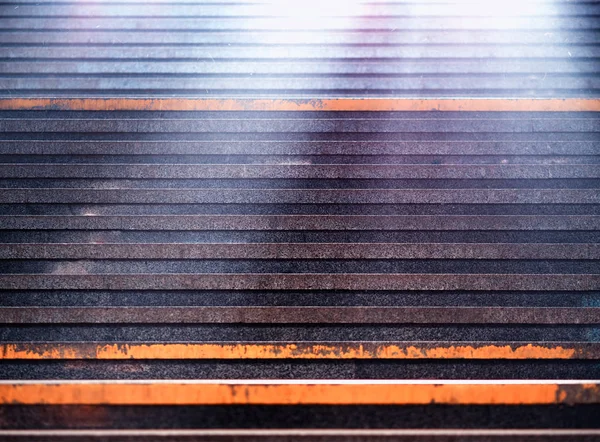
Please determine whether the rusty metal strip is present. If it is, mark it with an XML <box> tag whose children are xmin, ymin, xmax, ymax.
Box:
<box><xmin>1</xmin><ymin>243</ymin><xmax>597</xmax><ymax>260</ymax></box>
<box><xmin>0</xmin><ymin>381</ymin><xmax>598</xmax><ymax>405</ymax></box>
<box><xmin>1</xmin><ymin>342</ymin><xmax>598</xmax><ymax>360</ymax></box>
<box><xmin>1</xmin><ymin>98</ymin><xmax>599</xmax><ymax>112</ymax></box>
<box><xmin>1</xmin><ymin>306</ymin><xmax>598</xmax><ymax>324</ymax></box>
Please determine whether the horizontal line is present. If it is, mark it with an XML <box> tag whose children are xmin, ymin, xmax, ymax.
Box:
<box><xmin>2</xmin><ymin>38</ymin><xmax>599</xmax><ymax>47</ymax></box>
<box><xmin>5</xmin><ymin>72</ymin><xmax>596</xmax><ymax>76</ymax></box>
<box><xmin>3</xmin><ymin>58</ymin><xmax>597</xmax><ymax>63</ymax></box>
<box><xmin>2</xmin><ymin>189</ymin><xmax>598</xmax><ymax>204</ymax></box>
<box><xmin>3</xmin><ymin>30</ymin><xmax>598</xmax><ymax>34</ymax></box>
<box><xmin>1</xmin><ymin>27</ymin><xmax>598</xmax><ymax>31</ymax></box>
<box><xmin>3</xmin><ymin>379</ymin><xmax>595</xmax><ymax>385</ymax></box>
<box><xmin>3</xmin><ymin>1</ymin><xmax>596</xmax><ymax>4</ymax></box>
<box><xmin>6</xmin><ymin>15</ymin><xmax>598</xmax><ymax>19</ymax></box>
<box><xmin>3</xmin><ymin>89</ymin><xmax>597</xmax><ymax>96</ymax></box>
<box><xmin>1</xmin><ymin>215</ymin><xmax>596</xmax><ymax>231</ymax></box>
<box><xmin>1</xmin><ymin>243</ymin><xmax>596</xmax><ymax>260</ymax></box>
<box><xmin>2</xmin><ymin>118</ymin><xmax>597</xmax><ymax>132</ymax></box>
<box><xmin>3</xmin><ymin>48</ymin><xmax>600</xmax><ymax>60</ymax></box>
<box><xmin>3</xmin><ymin>51</ymin><xmax>600</xmax><ymax>61</ymax></box>
<box><xmin>3</xmin><ymin>43</ymin><xmax>600</xmax><ymax>47</ymax></box>
<box><xmin>1</xmin><ymin>72</ymin><xmax>599</xmax><ymax>78</ymax></box>
<box><xmin>3</xmin><ymin>165</ymin><xmax>599</xmax><ymax>179</ymax></box>
<box><xmin>1</xmin><ymin>305</ymin><xmax>599</xmax><ymax>323</ymax></box>
<box><xmin>1</xmin><ymin>98</ymin><xmax>599</xmax><ymax>112</ymax></box>
<box><xmin>2</xmin><ymin>17</ymin><xmax>598</xmax><ymax>21</ymax></box>
<box><xmin>0</xmin><ymin>90</ymin><xmax>600</xmax><ymax>97</ymax></box>
<box><xmin>1</xmin><ymin>141</ymin><xmax>595</xmax><ymax>156</ymax></box>
<box><xmin>2</xmin><ymin>341</ymin><xmax>598</xmax><ymax>360</ymax></box>
<box><xmin>0</xmin><ymin>381</ymin><xmax>598</xmax><ymax>405</ymax></box>
<box><xmin>1</xmin><ymin>55</ymin><xmax>598</xmax><ymax>60</ymax></box>
<box><xmin>1</xmin><ymin>20</ymin><xmax>598</xmax><ymax>27</ymax></box>
<box><xmin>1</xmin><ymin>429</ymin><xmax>600</xmax><ymax>442</ymax></box>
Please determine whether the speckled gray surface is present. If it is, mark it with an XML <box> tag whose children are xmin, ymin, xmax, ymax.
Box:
<box><xmin>2</xmin><ymin>118</ymin><xmax>598</xmax><ymax>133</ymax></box>
<box><xmin>1</xmin><ymin>290</ymin><xmax>598</xmax><ymax>307</ymax></box>
<box><xmin>1</xmin><ymin>110</ymin><xmax>599</xmax><ymax>389</ymax></box>
<box><xmin>2</xmin><ymin>0</ymin><xmax>600</xmax><ymax>430</ymax></box>
<box><xmin>4</xmin><ymin>189</ymin><xmax>600</xmax><ymax>205</ymax></box>
<box><xmin>2</xmin><ymin>325</ymin><xmax>597</xmax><ymax>342</ymax></box>
<box><xmin>1</xmin><ymin>360</ymin><xmax>599</xmax><ymax>380</ymax></box>
<box><xmin>2</xmin><ymin>215</ymin><xmax>599</xmax><ymax>230</ymax></box>
<box><xmin>1</xmin><ymin>274</ymin><xmax>599</xmax><ymax>291</ymax></box>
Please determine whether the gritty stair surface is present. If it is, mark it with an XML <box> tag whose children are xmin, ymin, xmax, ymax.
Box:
<box><xmin>0</xmin><ymin>0</ymin><xmax>599</xmax><ymax>435</ymax></box>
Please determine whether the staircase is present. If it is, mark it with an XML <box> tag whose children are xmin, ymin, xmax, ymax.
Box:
<box><xmin>0</xmin><ymin>0</ymin><xmax>599</xmax><ymax>439</ymax></box>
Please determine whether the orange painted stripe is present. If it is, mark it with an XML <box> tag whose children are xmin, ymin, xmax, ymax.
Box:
<box><xmin>0</xmin><ymin>98</ymin><xmax>598</xmax><ymax>112</ymax></box>
<box><xmin>0</xmin><ymin>381</ymin><xmax>598</xmax><ymax>405</ymax></box>
<box><xmin>0</xmin><ymin>342</ymin><xmax>594</xmax><ymax>360</ymax></box>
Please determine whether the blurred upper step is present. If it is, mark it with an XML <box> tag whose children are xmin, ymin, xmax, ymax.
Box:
<box><xmin>0</xmin><ymin>0</ymin><xmax>599</xmax><ymax>97</ymax></box>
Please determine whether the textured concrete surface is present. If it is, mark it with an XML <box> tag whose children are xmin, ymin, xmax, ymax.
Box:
<box><xmin>1</xmin><ymin>110</ymin><xmax>598</xmax><ymax>389</ymax></box>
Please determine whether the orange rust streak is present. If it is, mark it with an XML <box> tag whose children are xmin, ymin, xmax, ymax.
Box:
<box><xmin>0</xmin><ymin>343</ymin><xmax>581</xmax><ymax>360</ymax></box>
<box><xmin>1</xmin><ymin>382</ymin><xmax>593</xmax><ymax>405</ymax></box>
<box><xmin>0</xmin><ymin>98</ymin><xmax>599</xmax><ymax>112</ymax></box>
